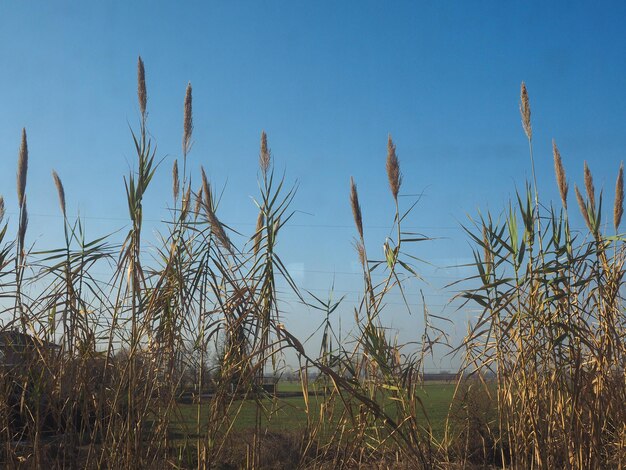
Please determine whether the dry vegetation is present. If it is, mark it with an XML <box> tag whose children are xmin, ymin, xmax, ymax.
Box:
<box><xmin>0</xmin><ymin>60</ymin><xmax>624</xmax><ymax>469</ymax></box>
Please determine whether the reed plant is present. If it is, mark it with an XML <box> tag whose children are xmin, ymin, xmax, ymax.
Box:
<box><xmin>1</xmin><ymin>57</ymin><xmax>622</xmax><ymax>470</ymax></box>
<box><xmin>458</xmin><ymin>83</ymin><xmax>626</xmax><ymax>469</ymax></box>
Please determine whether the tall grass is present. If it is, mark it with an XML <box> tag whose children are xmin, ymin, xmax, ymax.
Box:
<box><xmin>459</xmin><ymin>83</ymin><xmax>626</xmax><ymax>469</ymax></box>
<box><xmin>0</xmin><ymin>59</ymin><xmax>623</xmax><ymax>469</ymax></box>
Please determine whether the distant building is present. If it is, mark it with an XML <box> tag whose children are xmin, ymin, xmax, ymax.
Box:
<box><xmin>0</xmin><ymin>330</ymin><xmax>60</xmax><ymax>368</ymax></box>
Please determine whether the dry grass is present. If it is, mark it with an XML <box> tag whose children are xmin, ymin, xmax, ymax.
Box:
<box><xmin>0</xmin><ymin>62</ymin><xmax>623</xmax><ymax>470</ymax></box>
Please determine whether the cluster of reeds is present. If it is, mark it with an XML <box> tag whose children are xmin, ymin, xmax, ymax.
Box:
<box><xmin>3</xmin><ymin>57</ymin><xmax>622</xmax><ymax>470</ymax></box>
<box><xmin>458</xmin><ymin>82</ymin><xmax>626</xmax><ymax>469</ymax></box>
<box><xmin>0</xmin><ymin>57</ymin><xmax>305</xmax><ymax>469</ymax></box>
<box><xmin>279</xmin><ymin>136</ymin><xmax>451</xmax><ymax>469</ymax></box>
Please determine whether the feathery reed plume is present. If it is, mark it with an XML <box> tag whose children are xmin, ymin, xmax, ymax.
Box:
<box><xmin>183</xmin><ymin>83</ymin><xmax>193</xmax><ymax>156</ymax></box>
<box><xmin>0</xmin><ymin>196</ymin><xmax>4</xmax><ymax>222</ymax></box>
<box><xmin>482</xmin><ymin>226</ymin><xmax>492</xmax><ymax>269</ymax></box>
<box><xmin>199</xmin><ymin>166</ymin><xmax>230</xmax><ymax>248</ymax></box>
<box><xmin>201</xmin><ymin>166</ymin><xmax>213</xmax><ymax>211</ymax></box>
<box><xmin>355</xmin><ymin>240</ymin><xmax>366</xmax><ymax>267</ymax></box>
<box><xmin>194</xmin><ymin>186</ymin><xmax>203</xmax><ymax>217</ymax></box>
<box><xmin>259</xmin><ymin>131</ymin><xmax>271</xmax><ymax>175</ymax></box>
<box><xmin>552</xmin><ymin>140</ymin><xmax>568</xmax><ymax>209</ymax></box>
<box><xmin>18</xmin><ymin>197</ymin><xmax>28</xmax><ymax>251</ymax></box>
<box><xmin>17</xmin><ymin>128</ymin><xmax>28</xmax><ymax>208</ymax></box>
<box><xmin>206</xmin><ymin>203</ymin><xmax>231</xmax><ymax>252</ymax></box>
<box><xmin>584</xmin><ymin>161</ymin><xmax>596</xmax><ymax>210</ymax></box>
<box><xmin>51</xmin><ymin>170</ymin><xmax>66</xmax><ymax>217</ymax></box>
<box><xmin>172</xmin><ymin>159</ymin><xmax>180</xmax><ymax>201</ymax></box>
<box><xmin>575</xmin><ymin>185</ymin><xmax>592</xmax><ymax>232</ymax></box>
<box><xmin>253</xmin><ymin>209</ymin><xmax>265</xmax><ymax>256</ymax></box>
<box><xmin>520</xmin><ymin>82</ymin><xmax>532</xmax><ymax>141</ymax></box>
<box><xmin>137</xmin><ymin>56</ymin><xmax>147</xmax><ymax>118</ymax></box>
<box><xmin>350</xmin><ymin>177</ymin><xmax>364</xmax><ymax>239</ymax></box>
<box><xmin>386</xmin><ymin>135</ymin><xmax>401</xmax><ymax>201</ymax></box>
<box><xmin>614</xmin><ymin>162</ymin><xmax>624</xmax><ymax>231</ymax></box>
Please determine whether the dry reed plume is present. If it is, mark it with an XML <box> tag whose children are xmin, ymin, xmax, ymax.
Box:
<box><xmin>172</xmin><ymin>158</ymin><xmax>180</xmax><ymax>201</ymax></box>
<box><xmin>519</xmin><ymin>81</ymin><xmax>532</xmax><ymax>141</ymax></box>
<box><xmin>349</xmin><ymin>176</ymin><xmax>363</xmax><ymax>239</ymax></box>
<box><xmin>51</xmin><ymin>170</ymin><xmax>66</xmax><ymax>217</ymax></box>
<box><xmin>183</xmin><ymin>82</ymin><xmax>193</xmax><ymax>156</ymax></box>
<box><xmin>259</xmin><ymin>130</ymin><xmax>270</xmax><ymax>175</ymax></box>
<box><xmin>137</xmin><ymin>56</ymin><xmax>147</xmax><ymax>117</ymax></box>
<box><xmin>615</xmin><ymin>161</ymin><xmax>624</xmax><ymax>230</ymax></box>
<box><xmin>17</xmin><ymin>128</ymin><xmax>28</xmax><ymax>208</ymax></box>
<box><xmin>386</xmin><ymin>134</ymin><xmax>401</xmax><ymax>200</ymax></box>
<box><xmin>552</xmin><ymin>140</ymin><xmax>568</xmax><ymax>208</ymax></box>
<box><xmin>584</xmin><ymin>161</ymin><xmax>596</xmax><ymax>209</ymax></box>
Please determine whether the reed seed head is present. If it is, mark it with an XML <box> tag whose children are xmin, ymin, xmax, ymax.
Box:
<box><xmin>207</xmin><ymin>204</ymin><xmax>232</xmax><ymax>253</ymax></box>
<box><xmin>386</xmin><ymin>134</ymin><xmax>402</xmax><ymax>201</ymax></box>
<box><xmin>519</xmin><ymin>82</ymin><xmax>532</xmax><ymax>141</ymax></box>
<box><xmin>253</xmin><ymin>209</ymin><xmax>265</xmax><ymax>256</ymax></box>
<box><xmin>259</xmin><ymin>131</ymin><xmax>271</xmax><ymax>175</ymax></box>
<box><xmin>614</xmin><ymin>161</ymin><xmax>624</xmax><ymax>231</ymax></box>
<box><xmin>584</xmin><ymin>161</ymin><xmax>596</xmax><ymax>209</ymax></box>
<box><xmin>482</xmin><ymin>226</ymin><xmax>492</xmax><ymax>268</ymax></box>
<box><xmin>51</xmin><ymin>170</ymin><xmax>66</xmax><ymax>217</ymax></box>
<box><xmin>552</xmin><ymin>140</ymin><xmax>568</xmax><ymax>209</ymax></box>
<box><xmin>201</xmin><ymin>166</ymin><xmax>213</xmax><ymax>212</ymax></box>
<box><xmin>172</xmin><ymin>159</ymin><xmax>180</xmax><ymax>201</ymax></box>
<box><xmin>355</xmin><ymin>240</ymin><xmax>366</xmax><ymax>267</ymax></box>
<box><xmin>137</xmin><ymin>56</ymin><xmax>147</xmax><ymax>118</ymax></box>
<box><xmin>19</xmin><ymin>197</ymin><xmax>28</xmax><ymax>250</ymax></box>
<box><xmin>194</xmin><ymin>186</ymin><xmax>203</xmax><ymax>219</ymax></box>
<box><xmin>350</xmin><ymin>177</ymin><xmax>364</xmax><ymax>239</ymax></box>
<box><xmin>199</xmin><ymin>166</ymin><xmax>230</xmax><ymax>249</ymax></box>
<box><xmin>17</xmin><ymin>128</ymin><xmax>28</xmax><ymax>208</ymax></box>
<box><xmin>575</xmin><ymin>184</ymin><xmax>592</xmax><ymax>232</ymax></box>
<box><xmin>183</xmin><ymin>83</ymin><xmax>193</xmax><ymax>156</ymax></box>
<box><xmin>0</xmin><ymin>196</ymin><xmax>4</xmax><ymax>223</ymax></box>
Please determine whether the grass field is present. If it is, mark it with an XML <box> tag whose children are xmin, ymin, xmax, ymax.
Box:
<box><xmin>170</xmin><ymin>382</ymin><xmax>458</xmax><ymax>442</ymax></box>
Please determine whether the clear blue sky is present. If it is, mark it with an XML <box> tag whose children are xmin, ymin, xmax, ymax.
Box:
<box><xmin>1</xmin><ymin>1</ymin><xmax>626</xmax><ymax>369</ymax></box>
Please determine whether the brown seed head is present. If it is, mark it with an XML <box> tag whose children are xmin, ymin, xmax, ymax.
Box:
<box><xmin>482</xmin><ymin>226</ymin><xmax>492</xmax><ymax>268</ymax></box>
<box><xmin>583</xmin><ymin>161</ymin><xmax>596</xmax><ymax>209</ymax></box>
<box><xmin>350</xmin><ymin>177</ymin><xmax>364</xmax><ymax>239</ymax></box>
<box><xmin>386</xmin><ymin>135</ymin><xmax>402</xmax><ymax>201</ymax></box>
<box><xmin>519</xmin><ymin>82</ymin><xmax>532</xmax><ymax>141</ymax></box>
<box><xmin>207</xmin><ymin>205</ymin><xmax>232</xmax><ymax>253</ymax></box>
<box><xmin>194</xmin><ymin>186</ymin><xmax>203</xmax><ymax>219</ymax></box>
<box><xmin>259</xmin><ymin>131</ymin><xmax>271</xmax><ymax>175</ymax></box>
<box><xmin>51</xmin><ymin>170</ymin><xmax>66</xmax><ymax>217</ymax></box>
<box><xmin>355</xmin><ymin>240</ymin><xmax>366</xmax><ymax>267</ymax></box>
<box><xmin>0</xmin><ymin>196</ymin><xmax>4</xmax><ymax>223</ymax></box>
<box><xmin>172</xmin><ymin>159</ymin><xmax>180</xmax><ymax>201</ymax></box>
<box><xmin>183</xmin><ymin>83</ymin><xmax>193</xmax><ymax>156</ymax></box>
<box><xmin>614</xmin><ymin>162</ymin><xmax>624</xmax><ymax>231</ymax></box>
<box><xmin>253</xmin><ymin>209</ymin><xmax>265</xmax><ymax>256</ymax></box>
<box><xmin>552</xmin><ymin>140</ymin><xmax>568</xmax><ymax>209</ymax></box>
<box><xmin>137</xmin><ymin>56</ymin><xmax>147</xmax><ymax>117</ymax></box>
<box><xmin>19</xmin><ymin>197</ymin><xmax>28</xmax><ymax>251</ymax></box>
<box><xmin>17</xmin><ymin>128</ymin><xmax>28</xmax><ymax>208</ymax></box>
<box><xmin>200</xmin><ymin>166</ymin><xmax>213</xmax><ymax>211</ymax></box>
<box><xmin>575</xmin><ymin>185</ymin><xmax>592</xmax><ymax>232</ymax></box>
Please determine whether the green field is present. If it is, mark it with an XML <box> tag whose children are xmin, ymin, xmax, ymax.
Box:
<box><xmin>170</xmin><ymin>382</ymin><xmax>457</xmax><ymax>442</ymax></box>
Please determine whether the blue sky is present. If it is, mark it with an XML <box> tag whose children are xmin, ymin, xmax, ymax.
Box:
<box><xmin>1</xmin><ymin>2</ymin><xmax>626</xmax><ymax>369</ymax></box>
